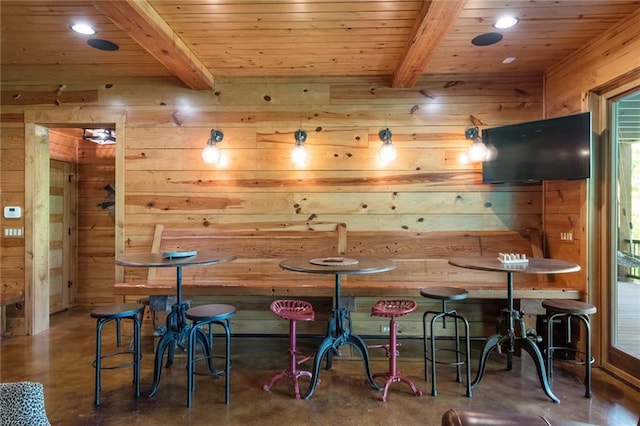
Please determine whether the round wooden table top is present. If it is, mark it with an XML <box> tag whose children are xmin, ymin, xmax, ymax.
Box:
<box><xmin>448</xmin><ymin>256</ymin><xmax>580</xmax><ymax>275</ymax></box>
<box><xmin>116</xmin><ymin>250</ymin><xmax>237</xmax><ymax>268</ymax></box>
<box><xmin>280</xmin><ymin>256</ymin><xmax>395</xmax><ymax>275</ymax></box>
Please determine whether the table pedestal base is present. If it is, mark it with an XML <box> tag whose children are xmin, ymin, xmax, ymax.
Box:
<box><xmin>303</xmin><ymin>307</ymin><xmax>381</xmax><ymax>399</ymax></box>
<box><xmin>148</xmin><ymin>303</ymin><xmax>215</xmax><ymax>398</ymax></box>
<box><xmin>472</xmin><ymin>309</ymin><xmax>560</xmax><ymax>404</ymax></box>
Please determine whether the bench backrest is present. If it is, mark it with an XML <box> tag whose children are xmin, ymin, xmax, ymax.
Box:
<box><xmin>148</xmin><ymin>224</ymin><xmax>344</xmax><ymax>284</ymax></box>
<box><xmin>143</xmin><ymin>224</ymin><xmax>541</xmax><ymax>287</ymax></box>
<box><xmin>345</xmin><ymin>229</ymin><xmax>543</xmax><ymax>285</ymax></box>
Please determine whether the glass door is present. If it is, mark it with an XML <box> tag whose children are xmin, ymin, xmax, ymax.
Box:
<box><xmin>610</xmin><ymin>88</ymin><xmax>640</xmax><ymax>380</ymax></box>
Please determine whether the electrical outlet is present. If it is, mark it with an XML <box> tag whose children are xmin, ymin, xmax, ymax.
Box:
<box><xmin>380</xmin><ymin>325</ymin><xmax>390</xmax><ymax>333</ymax></box>
<box><xmin>560</xmin><ymin>232</ymin><xmax>574</xmax><ymax>241</ymax></box>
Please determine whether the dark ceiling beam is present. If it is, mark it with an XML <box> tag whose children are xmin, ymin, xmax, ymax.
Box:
<box><xmin>391</xmin><ymin>0</ymin><xmax>468</xmax><ymax>88</ymax></box>
<box><xmin>91</xmin><ymin>0</ymin><xmax>215</xmax><ymax>90</ymax></box>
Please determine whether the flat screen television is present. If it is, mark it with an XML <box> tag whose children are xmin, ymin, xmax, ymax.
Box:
<box><xmin>481</xmin><ymin>112</ymin><xmax>592</xmax><ymax>184</ymax></box>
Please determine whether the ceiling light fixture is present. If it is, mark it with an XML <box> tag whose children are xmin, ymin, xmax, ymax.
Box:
<box><xmin>71</xmin><ymin>23</ymin><xmax>96</xmax><ymax>35</ymax></box>
<box><xmin>493</xmin><ymin>16</ymin><xmax>519</xmax><ymax>29</ymax></box>
<box><xmin>202</xmin><ymin>129</ymin><xmax>224</xmax><ymax>165</ymax></box>
<box><xmin>83</xmin><ymin>128</ymin><xmax>116</xmax><ymax>145</ymax></box>
<box><xmin>291</xmin><ymin>129</ymin><xmax>308</xmax><ymax>167</ymax></box>
<box><xmin>378</xmin><ymin>128</ymin><xmax>397</xmax><ymax>165</ymax></box>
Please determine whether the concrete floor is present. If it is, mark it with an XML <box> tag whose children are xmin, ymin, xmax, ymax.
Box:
<box><xmin>1</xmin><ymin>307</ymin><xmax>639</xmax><ymax>426</ymax></box>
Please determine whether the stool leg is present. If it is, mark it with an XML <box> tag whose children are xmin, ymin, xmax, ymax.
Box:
<box><xmin>454</xmin><ymin>314</ymin><xmax>462</xmax><ymax>383</ymax></box>
<box><xmin>225</xmin><ymin>319</ymin><xmax>232</xmax><ymax>404</ymax></box>
<box><xmin>458</xmin><ymin>313</ymin><xmax>472</xmax><ymax>398</ymax></box>
<box><xmin>187</xmin><ymin>322</ymin><xmax>198</xmax><ymax>407</ymax></box>
<box><xmin>115</xmin><ymin>318</ymin><xmax>122</xmax><ymax>347</ymax></box>
<box><xmin>581</xmin><ymin>314</ymin><xmax>592</xmax><ymax>398</ymax></box>
<box><xmin>94</xmin><ymin>318</ymin><xmax>106</xmax><ymax>406</ymax></box>
<box><xmin>289</xmin><ymin>320</ymin><xmax>299</xmax><ymax>397</ymax></box>
<box><xmin>422</xmin><ymin>311</ymin><xmax>430</xmax><ymax>382</ymax></box>
<box><xmin>133</xmin><ymin>314</ymin><xmax>141</xmax><ymax>398</ymax></box>
<box><xmin>430</xmin><ymin>312</ymin><xmax>442</xmax><ymax>396</ymax></box>
<box><xmin>546</xmin><ymin>313</ymin><xmax>556</xmax><ymax>381</ymax></box>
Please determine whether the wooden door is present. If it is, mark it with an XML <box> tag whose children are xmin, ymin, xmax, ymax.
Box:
<box><xmin>49</xmin><ymin>159</ymin><xmax>76</xmax><ymax>313</ymax></box>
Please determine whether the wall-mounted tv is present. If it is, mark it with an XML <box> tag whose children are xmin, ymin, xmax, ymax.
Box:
<box><xmin>481</xmin><ymin>112</ymin><xmax>592</xmax><ymax>184</ymax></box>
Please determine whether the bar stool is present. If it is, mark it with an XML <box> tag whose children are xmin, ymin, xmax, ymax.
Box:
<box><xmin>90</xmin><ymin>303</ymin><xmax>145</xmax><ymax>406</ymax></box>
<box><xmin>370</xmin><ymin>299</ymin><xmax>423</xmax><ymax>402</ymax></box>
<box><xmin>542</xmin><ymin>299</ymin><xmax>596</xmax><ymax>398</ymax></box>
<box><xmin>185</xmin><ymin>303</ymin><xmax>236</xmax><ymax>407</ymax></box>
<box><xmin>263</xmin><ymin>299</ymin><xmax>315</xmax><ymax>399</ymax></box>
<box><xmin>420</xmin><ymin>287</ymin><xmax>471</xmax><ymax>397</ymax></box>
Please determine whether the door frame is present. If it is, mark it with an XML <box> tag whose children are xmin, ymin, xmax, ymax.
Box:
<box><xmin>24</xmin><ymin>108</ymin><xmax>125</xmax><ymax>334</ymax></box>
<box><xmin>591</xmin><ymin>80</ymin><xmax>640</xmax><ymax>388</ymax></box>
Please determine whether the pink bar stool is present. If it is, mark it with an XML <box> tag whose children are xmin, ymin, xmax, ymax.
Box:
<box><xmin>263</xmin><ymin>299</ymin><xmax>315</xmax><ymax>399</ymax></box>
<box><xmin>370</xmin><ymin>299</ymin><xmax>423</xmax><ymax>402</ymax></box>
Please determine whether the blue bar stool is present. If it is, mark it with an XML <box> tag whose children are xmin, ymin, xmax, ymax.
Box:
<box><xmin>542</xmin><ymin>299</ymin><xmax>596</xmax><ymax>398</ymax></box>
<box><xmin>186</xmin><ymin>303</ymin><xmax>236</xmax><ymax>407</ymax></box>
<box><xmin>420</xmin><ymin>287</ymin><xmax>472</xmax><ymax>397</ymax></box>
<box><xmin>90</xmin><ymin>303</ymin><xmax>145</xmax><ymax>406</ymax></box>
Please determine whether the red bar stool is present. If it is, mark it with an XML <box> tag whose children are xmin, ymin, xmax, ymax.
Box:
<box><xmin>370</xmin><ymin>299</ymin><xmax>423</xmax><ymax>402</ymax></box>
<box><xmin>542</xmin><ymin>299</ymin><xmax>596</xmax><ymax>398</ymax></box>
<box><xmin>263</xmin><ymin>299</ymin><xmax>315</xmax><ymax>399</ymax></box>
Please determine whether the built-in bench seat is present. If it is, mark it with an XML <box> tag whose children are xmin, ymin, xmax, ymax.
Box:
<box><xmin>114</xmin><ymin>224</ymin><xmax>581</xmax><ymax>337</ymax></box>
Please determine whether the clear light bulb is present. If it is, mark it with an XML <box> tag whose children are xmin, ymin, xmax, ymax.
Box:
<box><xmin>202</xmin><ymin>144</ymin><xmax>221</xmax><ymax>164</ymax></box>
<box><xmin>467</xmin><ymin>140</ymin><xmax>488</xmax><ymax>162</ymax></box>
<box><xmin>379</xmin><ymin>142</ymin><xmax>397</xmax><ymax>164</ymax></box>
<box><xmin>291</xmin><ymin>144</ymin><xmax>308</xmax><ymax>167</ymax></box>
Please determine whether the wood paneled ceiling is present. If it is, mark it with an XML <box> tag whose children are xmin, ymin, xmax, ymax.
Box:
<box><xmin>1</xmin><ymin>0</ymin><xmax>639</xmax><ymax>89</ymax></box>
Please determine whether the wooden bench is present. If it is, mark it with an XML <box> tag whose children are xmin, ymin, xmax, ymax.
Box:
<box><xmin>115</xmin><ymin>224</ymin><xmax>580</xmax><ymax>300</ymax></box>
<box><xmin>0</xmin><ymin>292</ymin><xmax>24</xmax><ymax>338</ymax></box>
<box><xmin>114</xmin><ymin>224</ymin><xmax>581</xmax><ymax>337</ymax></box>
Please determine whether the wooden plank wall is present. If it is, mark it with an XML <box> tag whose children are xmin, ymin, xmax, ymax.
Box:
<box><xmin>1</xmin><ymin>71</ymin><xmax>574</xmax><ymax>336</ymax></box>
<box><xmin>76</xmin><ymin>139</ymin><xmax>116</xmax><ymax>306</ymax></box>
<box><xmin>543</xmin><ymin>9</ymin><xmax>640</xmax><ymax>374</ymax></box>
<box><xmin>543</xmin><ymin>8</ymin><xmax>640</xmax><ymax>294</ymax></box>
<box><xmin>0</xmin><ymin>123</ymin><xmax>25</xmax><ymax>334</ymax></box>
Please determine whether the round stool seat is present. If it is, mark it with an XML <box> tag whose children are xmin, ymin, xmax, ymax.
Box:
<box><xmin>542</xmin><ymin>299</ymin><xmax>596</xmax><ymax>315</ymax></box>
<box><xmin>91</xmin><ymin>303</ymin><xmax>145</xmax><ymax>319</ymax></box>
<box><xmin>420</xmin><ymin>287</ymin><xmax>468</xmax><ymax>301</ymax></box>
<box><xmin>270</xmin><ymin>300</ymin><xmax>315</xmax><ymax>322</ymax></box>
<box><xmin>186</xmin><ymin>304</ymin><xmax>236</xmax><ymax>322</ymax></box>
<box><xmin>372</xmin><ymin>299</ymin><xmax>417</xmax><ymax>317</ymax></box>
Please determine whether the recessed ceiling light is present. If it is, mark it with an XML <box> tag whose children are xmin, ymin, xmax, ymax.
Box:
<box><xmin>494</xmin><ymin>16</ymin><xmax>519</xmax><ymax>29</ymax></box>
<box><xmin>71</xmin><ymin>23</ymin><xmax>96</xmax><ymax>35</ymax></box>
<box><xmin>502</xmin><ymin>57</ymin><xmax>516</xmax><ymax>64</ymax></box>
